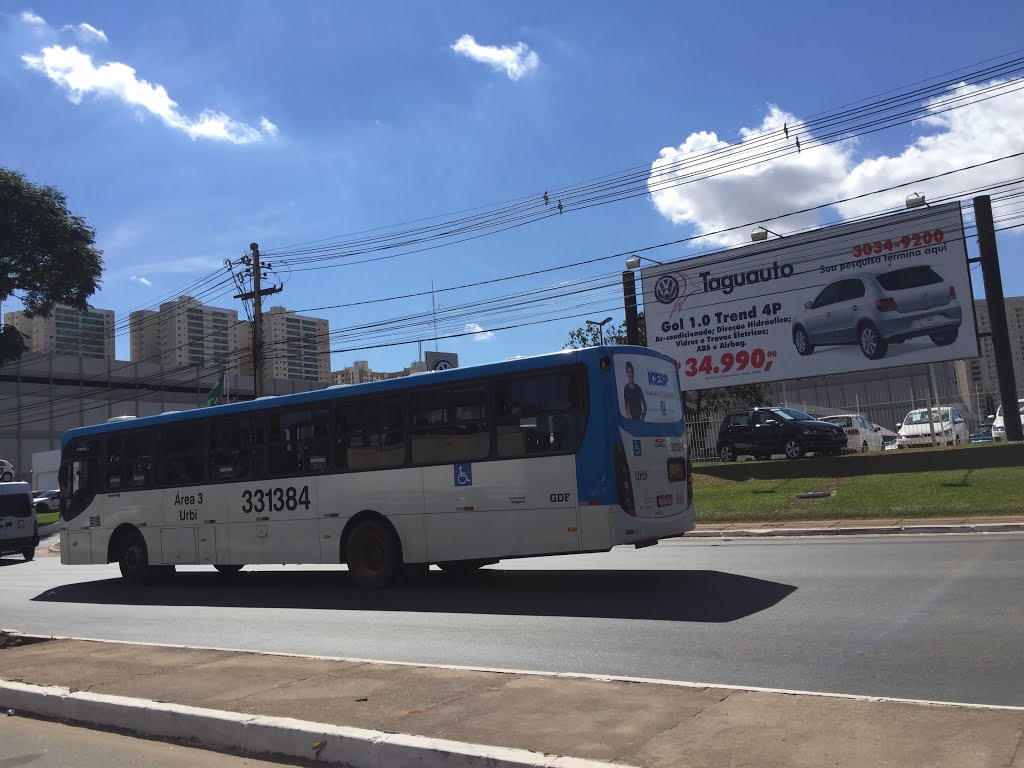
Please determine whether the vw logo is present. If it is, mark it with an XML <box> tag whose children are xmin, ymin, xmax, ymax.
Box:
<box><xmin>433</xmin><ymin>360</ymin><xmax>454</xmax><ymax>370</ymax></box>
<box><xmin>654</xmin><ymin>275</ymin><xmax>680</xmax><ymax>304</ymax></box>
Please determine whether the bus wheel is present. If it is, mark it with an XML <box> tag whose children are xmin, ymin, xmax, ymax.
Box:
<box><xmin>22</xmin><ymin>547</ymin><xmax>35</xmax><ymax>562</ymax></box>
<box><xmin>214</xmin><ymin>564</ymin><xmax>244</xmax><ymax>574</ymax></box>
<box><xmin>117</xmin><ymin>531</ymin><xmax>150</xmax><ymax>581</ymax></box>
<box><xmin>346</xmin><ymin>520</ymin><xmax>401</xmax><ymax>589</ymax></box>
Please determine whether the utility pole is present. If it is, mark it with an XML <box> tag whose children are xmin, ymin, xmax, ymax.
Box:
<box><xmin>622</xmin><ymin>271</ymin><xmax>641</xmax><ymax>346</ymax></box>
<box><xmin>233</xmin><ymin>242</ymin><xmax>282</xmax><ymax>398</ymax></box>
<box><xmin>974</xmin><ymin>195</ymin><xmax>1022</xmax><ymax>441</ymax></box>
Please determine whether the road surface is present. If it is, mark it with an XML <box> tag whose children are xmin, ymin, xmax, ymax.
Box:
<box><xmin>1</xmin><ymin>534</ymin><xmax>1021</xmax><ymax>706</ymax></box>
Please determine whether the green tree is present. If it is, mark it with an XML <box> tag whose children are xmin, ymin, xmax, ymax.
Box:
<box><xmin>0</xmin><ymin>167</ymin><xmax>103</xmax><ymax>364</ymax></box>
<box><xmin>564</xmin><ymin>313</ymin><xmax>769</xmax><ymax>415</ymax></box>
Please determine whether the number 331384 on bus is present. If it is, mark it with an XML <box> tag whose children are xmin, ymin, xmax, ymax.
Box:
<box><xmin>241</xmin><ymin>486</ymin><xmax>311</xmax><ymax>514</ymax></box>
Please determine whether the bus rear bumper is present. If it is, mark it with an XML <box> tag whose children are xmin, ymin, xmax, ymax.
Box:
<box><xmin>611</xmin><ymin>501</ymin><xmax>695</xmax><ymax>546</ymax></box>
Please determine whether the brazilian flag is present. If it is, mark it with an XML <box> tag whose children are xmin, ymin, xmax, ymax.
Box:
<box><xmin>206</xmin><ymin>372</ymin><xmax>225</xmax><ymax>407</ymax></box>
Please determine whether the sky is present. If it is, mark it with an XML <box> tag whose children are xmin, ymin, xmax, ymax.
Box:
<box><xmin>3</xmin><ymin>0</ymin><xmax>1024</xmax><ymax>374</ymax></box>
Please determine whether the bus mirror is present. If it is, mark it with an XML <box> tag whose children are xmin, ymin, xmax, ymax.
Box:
<box><xmin>987</xmin><ymin>414</ymin><xmax>995</xmax><ymax>423</ymax></box>
<box><xmin>58</xmin><ymin>464</ymin><xmax>68</xmax><ymax>489</ymax></box>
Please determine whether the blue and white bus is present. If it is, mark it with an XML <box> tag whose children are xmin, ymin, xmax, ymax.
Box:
<box><xmin>59</xmin><ymin>346</ymin><xmax>694</xmax><ymax>587</ymax></box>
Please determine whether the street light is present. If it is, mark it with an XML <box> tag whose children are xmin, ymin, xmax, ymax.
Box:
<box><xmin>625</xmin><ymin>254</ymin><xmax>665</xmax><ymax>270</ymax></box>
<box><xmin>906</xmin><ymin>193</ymin><xmax>927</xmax><ymax>209</ymax></box>
<box><xmin>751</xmin><ymin>226</ymin><xmax>783</xmax><ymax>242</ymax></box>
<box><xmin>586</xmin><ymin>316</ymin><xmax>614</xmax><ymax>345</ymax></box>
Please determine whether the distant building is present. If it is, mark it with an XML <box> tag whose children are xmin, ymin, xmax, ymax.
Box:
<box><xmin>331</xmin><ymin>351</ymin><xmax>459</xmax><ymax>386</ymax></box>
<box><xmin>964</xmin><ymin>297</ymin><xmax>1024</xmax><ymax>397</ymax></box>
<box><xmin>4</xmin><ymin>304</ymin><xmax>115</xmax><ymax>360</ymax></box>
<box><xmin>129</xmin><ymin>296</ymin><xmax>239</xmax><ymax>373</ymax></box>
<box><xmin>236</xmin><ymin>306</ymin><xmax>330</xmax><ymax>383</ymax></box>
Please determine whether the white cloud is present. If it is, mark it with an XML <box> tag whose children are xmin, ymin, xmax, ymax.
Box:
<box><xmin>19</xmin><ymin>10</ymin><xmax>46</xmax><ymax>25</ymax></box>
<box><xmin>465</xmin><ymin>323</ymin><xmax>494</xmax><ymax>341</ymax></box>
<box><xmin>62</xmin><ymin>22</ymin><xmax>108</xmax><ymax>44</ymax></box>
<box><xmin>649</xmin><ymin>79</ymin><xmax>1024</xmax><ymax>245</ymax></box>
<box><xmin>130</xmin><ymin>275</ymin><xmax>152</xmax><ymax>287</ymax></box>
<box><xmin>451</xmin><ymin>34</ymin><xmax>539</xmax><ymax>81</ymax></box>
<box><xmin>21</xmin><ymin>45</ymin><xmax>278</xmax><ymax>145</ymax></box>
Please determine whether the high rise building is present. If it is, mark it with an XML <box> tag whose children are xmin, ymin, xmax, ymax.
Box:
<box><xmin>236</xmin><ymin>306</ymin><xmax>330</xmax><ymax>382</ymax></box>
<box><xmin>964</xmin><ymin>297</ymin><xmax>1024</xmax><ymax>397</ymax></box>
<box><xmin>3</xmin><ymin>304</ymin><xmax>115</xmax><ymax>359</ymax></box>
<box><xmin>128</xmin><ymin>296</ymin><xmax>239</xmax><ymax>372</ymax></box>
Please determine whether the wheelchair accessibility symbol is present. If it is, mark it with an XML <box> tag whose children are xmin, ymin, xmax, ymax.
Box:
<box><xmin>454</xmin><ymin>463</ymin><xmax>473</xmax><ymax>487</ymax></box>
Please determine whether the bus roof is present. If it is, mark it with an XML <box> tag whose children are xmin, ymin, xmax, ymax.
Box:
<box><xmin>61</xmin><ymin>345</ymin><xmax>673</xmax><ymax>446</ymax></box>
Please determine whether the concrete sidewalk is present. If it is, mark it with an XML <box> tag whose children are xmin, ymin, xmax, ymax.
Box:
<box><xmin>691</xmin><ymin>515</ymin><xmax>1024</xmax><ymax>538</ymax></box>
<box><xmin>1</xmin><ymin>637</ymin><xmax>1022</xmax><ymax>767</ymax></box>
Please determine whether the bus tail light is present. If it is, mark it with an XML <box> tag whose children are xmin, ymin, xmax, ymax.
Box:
<box><xmin>614</xmin><ymin>443</ymin><xmax>636</xmax><ymax>517</ymax></box>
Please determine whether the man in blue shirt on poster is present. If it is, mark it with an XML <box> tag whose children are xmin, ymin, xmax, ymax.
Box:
<box><xmin>622</xmin><ymin>360</ymin><xmax>647</xmax><ymax>421</ymax></box>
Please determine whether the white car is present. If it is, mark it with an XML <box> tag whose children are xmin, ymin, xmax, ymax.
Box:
<box><xmin>820</xmin><ymin>414</ymin><xmax>885</xmax><ymax>452</ymax></box>
<box><xmin>897</xmin><ymin>406</ymin><xmax>969</xmax><ymax>447</ymax></box>
<box><xmin>990</xmin><ymin>399</ymin><xmax>1024</xmax><ymax>441</ymax></box>
<box><xmin>0</xmin><ymin>460</ymin><xmax>14</xmax><ymax>482</ymax></box>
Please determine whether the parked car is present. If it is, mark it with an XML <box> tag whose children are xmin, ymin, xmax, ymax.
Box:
<box><xmin>32</xmin><ymin>489</ymin><xmax>60</xmax><ymax>515</ymax></box>
<box><xmin>897</xmin><ymin>406</ymin><xmax>969</xmax><ymax>447</ymax></box>
<box><xmin>819</xmin><ymin>414</ymin><xmax>885</xmax><ymax>452</ymax></box>
<box><xmin>990</xmin><ymin>398</ymin><xmax>1024</xmax><ymax>441</ymax></box>
<box><xmin>0</xmin><ymin>460</ymin><xmax>14</xmax><ymax>482</ymax></box>
<box><xmin>791</xmin><ymin>265</ymin><xmax>962</xmax><ymax>360</ymax></box>
<box><xmin>717</xmin><ymin>407</ymin><xmax>848</xmax><ymax>461</ymax></box>
<box><xmin>970</xmin><ymin>425</ymin><xmax>994</xmax><ymax>444</ymax></box>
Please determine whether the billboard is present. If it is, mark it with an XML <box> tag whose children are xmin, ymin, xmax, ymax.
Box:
<box><xmin>642</xmin><ymin>202</ymin><xmax>978</xmax><ymax>389</ymax></box>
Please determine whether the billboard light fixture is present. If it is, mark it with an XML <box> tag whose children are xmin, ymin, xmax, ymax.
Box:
<box><xmin>625</xmin><ymin>254</ymin><xmax>664</xmax><ymax>269</ymax></box>
<box><xmin>906</xmin><ymin>193</ymin><xmax>927</xmax><ymax>209</ymax></box>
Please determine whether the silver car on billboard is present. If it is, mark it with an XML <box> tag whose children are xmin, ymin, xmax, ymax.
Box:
<box><xmin>791</xmin><ymin>265</ymin><xmax>962</xmax><ymax>360</ymax></box>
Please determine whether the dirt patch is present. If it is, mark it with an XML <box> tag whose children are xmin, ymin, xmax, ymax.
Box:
<box><xmin>0</xmin><ymin>632</ymin><xmax>51</xmax><ymax>651</ymax></box>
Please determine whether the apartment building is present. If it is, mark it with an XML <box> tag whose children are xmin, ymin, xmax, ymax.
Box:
<box><xmin>4</xmin><ymin>304</ymin><xmax>115</xmax><ymax>359</ymax></box>
<box><xmin>129</xmin><ymin>296</ymin><xmax>239</xmax><ymax>372</ymax></box>
<box><xmin>236</xmin><ymin>306</ymin><xmax>330</xmax><ymax>383</ymax></box>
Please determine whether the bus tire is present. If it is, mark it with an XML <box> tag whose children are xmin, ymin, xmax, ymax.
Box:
<box><xmin>345</xmin><ymin>519</ymin><xmax>402</xmax><ymax>589</ymax></box>
<box><xmin>214</xmin><ymin>564</ymin><xmax>244</xmax><ymax>574</ymax></box>
<box><xmin>116</xmin><ymin>528</ymin><xmax>151</xmax><ymax>582</ymax></box>
<box><xmin>23</xmin><ymin>547</ymin><xmax>35</xmax><ymax>561</ymax></box>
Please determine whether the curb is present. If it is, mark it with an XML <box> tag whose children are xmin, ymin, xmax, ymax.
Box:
<box><xmin>689</xmin><ymin>523</ymin><xmax>1024</xmax><ymax>538</ymax></box>
<box><xmin>0</xmin><ymin>680</ymin><xmax>625</xmax><ymax>768</ymax></box>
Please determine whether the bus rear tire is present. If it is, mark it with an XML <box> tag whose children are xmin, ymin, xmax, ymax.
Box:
<box><xmin>345</xmin><ymin>520</ymin><xmax>401</xmax><ymax>589</ymax></box>
<box><xmin>214</xmin><ymin>564</ymin><xmax>244</xmax><ymax>574</ymax></box>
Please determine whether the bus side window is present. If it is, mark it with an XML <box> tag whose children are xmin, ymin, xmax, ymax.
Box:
<box><xmin>496</xmin><ymin>371</ymin><xmax>586</xmax><ymax>458</ymax></box>
<box><xmin>269</xmin><ymin>408</ymin><xmax>330</xmax><ymax>476</ymax></box>
<box><xmin>336</xmin><ymin>397</ymin><xmax>406</xmax><ymax>471</ymax></box>
<box><xmin>209</xmin><ymin>415</ymin><xmax>265</xmax><ymax>481</ymax></box>
<box><xmin>106</xmin><ymin>432</ymin><xmax>154</xmax><ymax>491</ymax></box>
<box><xmin>156</xmin><ymin>424</ymin><xmax>204</xmax><ymax>486</ymax></box>
<box><xmin>411</xmin><ymin>388</ymin><xmax>489</xmax><ymax>465</ymax></box>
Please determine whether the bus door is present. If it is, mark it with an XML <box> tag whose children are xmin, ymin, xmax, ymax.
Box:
<box><xmin>613</xmin><ymin>354</ymin><xmax>689</xmax><ymax>518</ymax></box>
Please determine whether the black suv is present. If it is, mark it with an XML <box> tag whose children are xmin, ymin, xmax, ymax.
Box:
<box><xmin>716</xmin><ymin>407</ymin><xmax>848</xmax><ymax>461</ymax></box>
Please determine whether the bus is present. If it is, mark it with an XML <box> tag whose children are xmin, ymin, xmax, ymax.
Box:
<box><xmin>58</xmin><ymin>346</ymin><xmax>694</xmax><ymax>587</ymax></box>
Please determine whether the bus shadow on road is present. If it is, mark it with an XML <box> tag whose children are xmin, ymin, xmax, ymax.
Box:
<box><xmin>32</xmin><ymin>569</ymin><xmax>795</xmax><ymax>622</ymax></box>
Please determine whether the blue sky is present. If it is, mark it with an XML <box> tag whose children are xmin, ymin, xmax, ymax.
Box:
<box><xmin>3</xmin><ymin>1</ymin><xmax>1024</xmax><ymax>373</ymax></box>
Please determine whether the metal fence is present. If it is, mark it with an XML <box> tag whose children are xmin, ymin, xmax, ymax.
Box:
<box><xmin>686</xmin><ymin>386</ymin><xmax>1023</xmax><ymax>462</ymax></box>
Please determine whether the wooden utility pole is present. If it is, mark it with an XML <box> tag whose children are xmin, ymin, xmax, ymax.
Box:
<box><xmin>234</xmin><ymin>242</ymin><xmax>282</xmax><ymax>398</ymax></box>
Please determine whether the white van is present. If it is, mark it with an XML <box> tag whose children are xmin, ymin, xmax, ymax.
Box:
<box><xmin>990</xmin><ymin>399</ymin><xmax>1024</xmax><ymax>441</ymax></box>
<box><xmin>0</xmin><ymin>482</ymin><xmax>38</xmax><ymax>561</ymax></box>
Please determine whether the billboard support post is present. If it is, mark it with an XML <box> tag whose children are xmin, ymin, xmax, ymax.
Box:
<box><xmin>622</xmin><ymin>270</ymin><xmax>641</xmax><ymax>346</ymax></box>
<box><xmin>927</xmin><ymin>364</ymin><xmax>940</xmax><ymax>447</ymax></box>
<box><xmin>974</xmin><ymin>195</ymin><xmax>1023</xmax><ymax>442</ymax></box>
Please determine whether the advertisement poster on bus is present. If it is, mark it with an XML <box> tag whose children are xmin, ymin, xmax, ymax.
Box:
<box><xmin>613</xmin><ymin>354</ymin><xmax>683</xmax><ymax>423</ymax></box>
<box><xmin>641</xmin><ymin>202</ymin><xmax>978</xmax><ymax>389</ymax></box>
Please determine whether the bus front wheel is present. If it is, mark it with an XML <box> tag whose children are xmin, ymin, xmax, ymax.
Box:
<box><xmin>345</xmin><ymin>520</ymin><xmax>401</xmax><ymax>589</ymax></box>
<box><xmin>115</xmin><ymin>530</ymin><xmax>171</xmax><ymax>582</ymax></box>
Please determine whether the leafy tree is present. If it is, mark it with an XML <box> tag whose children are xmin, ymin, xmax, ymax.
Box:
<box><xmin>564</xmin><ymin>312</ymin><xmax>769</xmax><ymax>415</ymax></box>
<box><xmin>0</xmin><ymin>167</ymin><xmax>103</xmax><ymax>364</ymax></box>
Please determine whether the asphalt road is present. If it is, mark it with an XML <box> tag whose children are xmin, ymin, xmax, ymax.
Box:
<box><xmin>1</xmin><ymin>533</ymin><xmax>1021</xmax><ymax>707</ymax></box>
<box><xmin>0</xmin><ymin>714</ymin><xmax>301</xmax><ymax>767</ymax></box>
